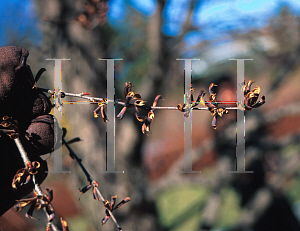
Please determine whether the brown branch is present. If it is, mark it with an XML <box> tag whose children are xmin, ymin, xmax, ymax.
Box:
<box><xmin>13</xmin><ymin>138</ymin><xmax>61</xmax><ymax>231</ymax></box>
<box><xmin>62</xmin><ymin>137</ymin><xmax>127</xmax><ymax>231</ymax></box>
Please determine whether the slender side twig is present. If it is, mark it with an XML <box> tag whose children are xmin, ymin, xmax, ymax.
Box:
<box><xmin>62</xmin><ymin>138</ymin><xmax>124</xmax><ymax>231</ymax></box>
<box><xmin>13</xmin><ymin>138</ymin><xmax>61</xmax><ymax>231</ymax></box>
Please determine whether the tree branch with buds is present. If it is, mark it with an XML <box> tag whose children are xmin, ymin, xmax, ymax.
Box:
<box><xmin>0</xmin><ymin>117</ymin><xmax>66</xmax><ymax>231</ymax></box>
<box><xmin>62</xmin><ymin>130</ymin><xmax>130</xmax><ymax>231</ymax></box>
<box><xmin>39</xmin><ymin>80</ymin><xmax>265</xmax><ymax>132</ymax></box>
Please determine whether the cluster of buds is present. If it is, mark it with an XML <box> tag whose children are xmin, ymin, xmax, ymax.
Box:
<box><xmin>14</xmin><ymin>188</ymin><xmax>55</xmax><ymax>222</ymax></box>
<box><xmin>243</xmin><ymin>80</ymin><xmax>265</xmax><ymax>111</ymax></box>
<box><xmin>77</xmin><ymin>179</ymin><xmax>130</xmax><ymax>227</ymax></box>
<box><xmin>0</xmin><ymin>116</ymin><xmax>19</xmax><ymax>138</ymax></box>
<box><xmin>177</xmin><ymin>83</ymin><xmax>228</xmax><ymax>129</ymax></box>
<box><xmin>62</xmin><ymin>131</ymin><xmax>129</xmax><ymax>230</ymax></box>
<box><xmin>94</xmin><ymin>82</ymin><xmax>162</xmax><ymax>134</ymax></box>
<box><xmin>200</xmin><ymin>83</ymin><xmax>228</xmax><ymax>129</ymax></box>
<box><xmin>93</xmin><ymin>99</ymin><xmax>108</xmax><ymax>122</ymax></box>
<box><xmin>78</xmin><ymin>180</ymin><xmax>99</xmax><ymax>201</ymax></box>
<box><xmin>12</xmin><ymin>161</ymin><xmax>40</xmax><ymax>189</ymax></box>
<box><xmin>102</xmin><ymin>196</ymin><xmax>131</xmax><ymax>225</ymax></box>
<box><xmin>117</xmin><ymin>82</ymin><xmax>144</xmax><ymax>119</ymax></box>
<box><xmin>135</xmin><ymin>95</ymin><xmax>162</xmax><ymax>134</ymax></box>
<box><xmin>117</xmin><ymin>82</ymin><xmax>162</xmax><ymax>134</ymax></box>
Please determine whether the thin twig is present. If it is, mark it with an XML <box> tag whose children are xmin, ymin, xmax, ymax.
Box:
<box><xmin>62</xmin><ymin>138</ymin><xmax>94</xmax><ymax>184</ymax></box>
<box><xmin>62</xmin><ymin>138</ymin><xmax>124</xmax><ymax>231</ymax></box>
<box><xmin>14</xmin><ymin>138</ymin><xmax>31</xmax><ymax>166</ymax></box>
<box><xmin>32</xmin><ymin>175</ymin><xmax>60</xmax><ymax>231</ymax></box>
<box><xmin>38</xmin><ymin>87</ymin><xmax>243</xmax><ymax>111</ymax></box>
<box><xmin>14</xmin><ymin>138</ymin><xmax>61</xmax><ymax>231</ymax></box>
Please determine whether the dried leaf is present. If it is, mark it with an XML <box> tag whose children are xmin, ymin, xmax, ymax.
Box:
<box><xmin>243</xmin><ymin>80</ymin><xmax>254</xmax><ymax>95</ymax></box>
<box><xmin>29</xmin><ymin>161</ymin><xmax>40</xmax><ymax>175</ymax></box>
<box><xmin>142</xmin><ymin>123</ymin><xmax>147</xmax><ymax>134</ymax></box>
<box><xmin>143</xmin><ymin>118</ymin><xmax>151</xmax><ymax>134</ymax></box>
<box><xmin>177</xmin><ymin>103</ymin><xmax>185</xmax><ymax>112</ymax></box>
<box><xmin>14</xmin><ymin>200</ymin><xmax>33</xmax><ymax>212</ymax></box>
<box><xmin>251</xmin><ymin>86</ymin><xmax>260</xmax><ymax>95</ymax></box>
<box><xmin>196</xmin><ymin>90</ymin><xmax>205</xmax><ymax>103</ymax></box>
<box><xmin>135</xmin><ymin>100</ymin><xmax>146</xmax><ymax>107</ymax></box>
<box><xmin>127</xmin><ymin>91</ymin><xmax>135</xmax><ymax>97</ymax></box>
<box><xmin>209</xmin><ymin>94</ymin><xmax>216</xmax><ymax>102</ymax></box>
<box><xmin>217</xmin><ymin>108</ymin><xmax>228</xmax><ymax>117</ymax></box>
<box><xmin>12</xmin><ymin>168</ymin><xmax>30</xmax><ymax>189</ymax></box>
<box><xmin>243</xmin><ymin>80</ymin><xmax>265</xmax><ymax>111</ymax></box>
<box><xmin>135</xmin><ymin>107</ymin><xmax>146</xmax><ymax>122</ymax></box>
<box><xmin>252</xmin><ymin>95</ymin><xmax>265</xmax><ymax>108</ymax></box>
<box><xmin>148</xmin><ymin>111</ymin><xmax>155</xmax><ymax>120</ymax></box>
<box><xmin>210</xmin><ymin>108</ymin><xmax>217</xmax><ymax>116</ymax></box>
<box><xmin>152</xmin><ymin>95</ymin><xmax>162</xmax><ymax>108</ymax></box>
<box><xmin>209</xmin><ymin>83</ymin><xmax>217</xmax><ymax>95</ymax></box>
<box><xmin>133</xmin><ymin>93</ymin><xmax>141</xmax><ymax>99</ymax></box>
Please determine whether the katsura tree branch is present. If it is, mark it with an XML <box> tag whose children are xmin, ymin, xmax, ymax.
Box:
<box><xmin>38</xmin><ymin>87</ymin><xmax>239</xmax><ymax>110</ymax></box>
<box><xmin>62</xmin><ymin>137</ymin><xmax>94</xmax><ymax>184</ymax></box>
<box><xmin>14</xmin><ymin>137</ymin><xmax>61</xmax><ymax>231</ymax></box>
<box><xmin>62</xmin><ymin>136</ymin><xmax>129</xmax><ymax>231</ymax></box>
<box><xmin>38</xmin><ymin>80</ymin><xmax>265</xmax><ymax>132</ymax></box>
<box><xmin>32</xmin><ymin>175</ymin><xmax>60</xmax><ymax>231</ymax></box>
<box><xmin>0</xmin><ymin>117</ymin><xmax>67</xmax><ymax>231</ymax></box>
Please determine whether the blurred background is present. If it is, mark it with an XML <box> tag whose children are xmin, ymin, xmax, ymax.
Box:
<box><xmin>1</xmin><ymin>0</ymin><xmax>300</xmax><ymax>230</ymax></box>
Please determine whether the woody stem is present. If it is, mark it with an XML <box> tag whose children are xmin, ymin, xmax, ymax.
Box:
<box><xmin>13</xmin><ymin>138</ymin><xmax>61</xmax><ymax>231</ymax></box>
<box><xmin>63</xmin><ymin>138</ymin><xmax>123</xmax><ymax>231</ymax></box>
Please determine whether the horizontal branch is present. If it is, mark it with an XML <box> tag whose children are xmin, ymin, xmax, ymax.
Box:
<box><xmin>151</xmin><ymin>106</ymin><xmax>241</xmax><ymax>110</ymax></box>
<box><xmin>38</xmin><ymin>87</ymin><xmax>243</xmax><ymax>111</ymax></box>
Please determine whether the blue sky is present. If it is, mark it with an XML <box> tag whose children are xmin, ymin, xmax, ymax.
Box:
<box><xmin>0</xmin><ymin>0</ymin><xmax>41</xmax><ymax>46</ymax></box>
<box><xmin>108</xmin><ymin>0</ymin><xmax>300</xmax><ymax>36</ymax></box>
<box><xmin>1</xmin><ymin>0</ymin><xmax>300</xmax><ymax>46</ymax></box>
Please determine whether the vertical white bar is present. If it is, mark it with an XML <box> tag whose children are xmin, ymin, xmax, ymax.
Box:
<box><xmin>176</xmin><ymin>59</ymin><xmax>201</xmax><ymax>174</ymax></box>
<box><xmin>228</xmin><ymin>59</ymin><xmax>253</xmax><ymax>174</ymax></box>
<box><xmin>46</xmin><ymin>58</ymin><xmax>71</xmax><ymax>173</ymax></box>
<box><xmin>99</xmin><ymin>59</ymin><xmax>124</xmax><ymax>173</ymax></box>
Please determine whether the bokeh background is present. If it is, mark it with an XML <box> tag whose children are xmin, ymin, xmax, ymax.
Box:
<box><xmin>1</xmin><ymin>0</ymin><xmax>300</xmax><ymax>230</ymax></box>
